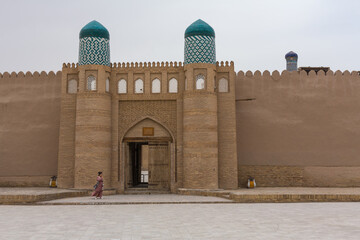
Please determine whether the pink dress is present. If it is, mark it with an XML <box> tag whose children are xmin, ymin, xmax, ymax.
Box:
<box><xmin>91</xmin><ymin>176</ymin><xmax>104</xmax><ymax>198</ymax></box>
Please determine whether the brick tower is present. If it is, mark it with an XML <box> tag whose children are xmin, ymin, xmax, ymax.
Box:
<box><xmin>182</xmin><ymin>19</ymin><xmax>219</xmax><ymax>189</ymax></box>
<box><xmin>74</xmin><ymin>20</ymin><xmax>112</xmax><ymax>189</ymax></box>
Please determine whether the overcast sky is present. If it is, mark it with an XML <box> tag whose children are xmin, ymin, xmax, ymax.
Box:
<box><xmin>1</xmin><ymin>0</ymin><xmax>360</xmax><ymax>73</ymax></box>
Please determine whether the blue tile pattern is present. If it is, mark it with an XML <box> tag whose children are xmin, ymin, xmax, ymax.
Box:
<box><xmin>79</xmin><ymin>37</ymin><xmax>110</xmax><ymax>66</ymax></box>
<box><xmin>286</xmin><ymin>60</ymin><xmax>297</xmax><ymax>72</ymax></box>
<box><xmin>184</xmin><ymin>35</ymin><xmax>216</xmax><ymax>65</ymax></box>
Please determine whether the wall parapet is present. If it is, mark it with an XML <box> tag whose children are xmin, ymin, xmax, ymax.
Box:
<box><xmin>61</xmin><ymin>61</ymin><xmax>235</xmax><ymax>71</ymax></box>
<box><xmin>216</xmin><ymin>61</ymin><xmax>234</xmax><ymax>67</ymax></box>
<box><xmin>62</xmin><ymin>63</ymin><xmax>79</xmax><ymax>70</ymax></box>
<box><xmin>112</xmin><ymin>61</ymin><xmax>184</xmax><ymax>70</ymax></box>
<box><xmin>237</xmin><ymin>69</ymin><xmax>360</xmax><ymax>78</ymax></box>
<box><xmin>0</xmin><ymin>70</ymin><xmax>61</xmax><ymax>79</ymax></box>
<box><xmin>236</xmin><ymin>69</ymin><xmax>360</xmax><ymax>100</ymax></box>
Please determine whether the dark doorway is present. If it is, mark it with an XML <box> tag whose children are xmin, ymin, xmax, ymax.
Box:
<box><xmin>128</xmin><ymin>142</ymin><xmax>148</xmax><ymax>188</ymax></box>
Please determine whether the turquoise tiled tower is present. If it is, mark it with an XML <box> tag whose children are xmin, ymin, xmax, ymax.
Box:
<box><xmin>285</xmin><ymin>51</ymin><xmax>298</xmax><ymax>71</ymax></box>
<box><xmin>184</xmin><ymin>19</ymin><xmax>216</xmax><ymax>65</ymax></box>
<box><xmin>79</xmin><ymin>20</ymin><xmax>110</xmax><ymax>66</ymax></box>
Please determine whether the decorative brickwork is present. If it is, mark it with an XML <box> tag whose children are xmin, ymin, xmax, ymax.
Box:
<box><xmin>118</xmin><ymin>100</ymin><xmax>177</xmax><ymax>140</ymax></box>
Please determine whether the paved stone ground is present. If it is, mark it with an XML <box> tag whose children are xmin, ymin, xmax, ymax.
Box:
<box><xmin>1</xmin><ymin>202</ymin><xmax>360</xmax><ymax>239</ymax></box>
<box><xmin>2</xmin><ymin>187</ymin><xmax>360</xmax><ymax>196</ymax></box>
<box><xmin>39</xmin><ymin>194</ymin><xmax>232</xmax><ymax>205</ymax></box>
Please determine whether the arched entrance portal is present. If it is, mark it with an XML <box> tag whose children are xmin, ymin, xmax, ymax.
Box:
<box><xmin>121</xmin><ymin>118</ymin><xmax>174</xmax><ymax>191</ymax></box>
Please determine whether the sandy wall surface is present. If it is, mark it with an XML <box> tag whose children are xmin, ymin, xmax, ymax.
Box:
<box><xmin>0</xmin><ymin>71</ymin><xmax>62</xmax><ymax>178</ymax></box>
<box><xmin>236</xmin><ymin>70</ymin><xmax>360</xmax><ymax>167</ymax></box>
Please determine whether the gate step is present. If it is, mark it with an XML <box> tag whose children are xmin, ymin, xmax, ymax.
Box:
<box><xmin>124</xmin><ymin>188</ymin><xmax>170</xmax><ymax>195</ymax></box>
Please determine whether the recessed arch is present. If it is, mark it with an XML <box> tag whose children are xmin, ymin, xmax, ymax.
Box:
<box><xmin>105</xmin><ymin>78</ymin><xmax>110</xmax><ymax>92</ymax></box>
<box><xmin>121</xmin><ymin>116</ymin><xmax>175</xmax><ymax>143</ymax></box>
<box><xmin>135</xmin><ymin>79</ymin><xmax>144</xmax><ymax>93</ymax></box>
<box><xmin>218</xmin><ymin>78</ymin><xmax>229</xmax><ymax>92</ymax></box>
<box><xmin>196</xmin><ymin>74</ymin><xmax>205</xmax><ymax>90</ymax></box>
<box><xmin>151</xmin><ymin>78</ymin><xmax>161</xmax><ymax>93</ymax></box>
<box><xmin>87</xmin><ymin>75</ymin><xmax>96</xmax><ymax>91</ymax></box>
<box><xmin>119</xmin><ymin>116</ymin><xmax>176</xmax><ymax>191</ymax></box>
<box><xmin>118</xmin><ymin>79</ymin><xmax>127</xmax><ymax>94</ymax></box>
<box><xmin>67</xmin><ymin>79</ymin><xmax>77</xmax><ymax>94</ymax></box>
<box><xmin>169</xmin><ymin>78</ymin><xmax>178</xmax><ymax>93</ymax></box>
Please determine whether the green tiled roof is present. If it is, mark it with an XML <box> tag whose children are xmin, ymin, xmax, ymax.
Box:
<box><xmin>79</xmin><ymin>20</ymin><xmax>109</xmax><ymax>39</ymax></box>
<box><xmin>185</xmin><ymin>19</ymin><xmax>215</xmax><ymax>38</ymax></box>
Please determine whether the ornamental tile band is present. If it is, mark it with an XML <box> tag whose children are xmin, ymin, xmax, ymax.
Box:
<box><xmin>79</xmin><ymin>37</ymin><xmax>110</xmax><ymax>66</ymax></box>
<box><xmin>184</xmin><ymin>35</ymin><xmax>216</xmax><ymax>64</ymax></box>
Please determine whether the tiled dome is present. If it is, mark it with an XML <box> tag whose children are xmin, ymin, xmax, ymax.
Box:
<box><xmin>79</xmin><ymin>20</ymin><xmax>110</xmax><ymax>40</ymax></box>
<box><xmin>285</xmin><ymin>51</ymin><xmax>298</xmax><ymax>59</ymax></box>
<box><xmin>78</xmin><ymin>20</ymin><xmax>110</xmax><ymax>66</ymax></box>
<box><xmin>184</xmin><ymin>19</ymin><xmax>216</xmax><ymax>65</ymax></box>
<box><xmin>185</xmin><ymin>19</ymin><xmax>215</xmax><ymax>38</ymax></box>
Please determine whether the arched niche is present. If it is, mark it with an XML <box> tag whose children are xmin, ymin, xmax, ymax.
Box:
<box><xmin>87</xmin><ymin>75</ymin><xmax>96</xmax><ymax>91</ymax></box>
<box><xmin>135</xmin><ymin>79</ymin><xmax>144</xmax><ymax>93</ymax></box>
<box><xmin>151</xmin><ymin>78</ymin><xmax>161</xmax><ymax>93</ymax></box>
<box><xmin>169</xmin><ymin>78</ymin><xmax>178</xmax><ymax>93</ymax></box>
<box><xmin>123</xmin><ymin>118</ymin><xmax>172</xmax><ymax>140</ymax></box>
<box><xmin>105</xmin><ymin>78</ymin><xmax>110</xmax><ymax>92</ymax></box>
<box><xmin>68</xmin><ymin>79</ymin><xmax>77</xmax><ymax>94</ymax></box>
<box><xmin>218</xmin><ymin>78</ymin><xmax>229</xmax><ymax>92</ymax></box>
<box><xmin>118</xmin><ymin>79</ymin><xmax>127</xmax><ymax>94</ymax></box>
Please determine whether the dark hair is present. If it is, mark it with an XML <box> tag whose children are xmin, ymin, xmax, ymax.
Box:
<box><xmin>98</xmin><ymin>171</ymin><xmax>102</xmax><ymax>176</ymax></box>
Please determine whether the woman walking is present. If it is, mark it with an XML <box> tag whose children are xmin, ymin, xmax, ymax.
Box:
<box><xmin>92</xmin><ymin>171</ymin><xmax>104</xmax><ymax>199</ymax></box>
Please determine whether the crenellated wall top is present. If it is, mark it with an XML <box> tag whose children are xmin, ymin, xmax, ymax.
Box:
<box><xmin>61</xmin><ymin>61</ymin><xmax>234</xmax><ymax>71</ymax></box>
<box><xmin>112</xmin><ymin>61</ymin><xmax>183</xmax><ymax>69</ymax></box>
<box><xmin>0</xmin><ymin>70</ymin><xmax>62</xmax><ymax>79</ymax></box>
<box><xmin>2</xmin><ymin>63</ymin><xmax>358</xmax><ymax>80</ymax></box>
<box><xmin>237</xmin><ymin>69</ymin><xmax>360</xmax><ymax>78</ymax></box>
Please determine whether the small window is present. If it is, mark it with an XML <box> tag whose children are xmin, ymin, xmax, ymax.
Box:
<box><xmin>67</xmin><ymin>79</ymin><xmax>77</xmax><ymax>94</ymax></box>
<box><xmin>118</xmin><ymin>79</ymin><xmax>127</xmax><ymax>94</ymax></box>
<box><xmin>169</xmin><ymin>78</ymin><xmax>178</xmax><ymax>93</ymax></box>
<box><xmin>196</xmin><ymin>74</ymin><xmax>205</xmax><ymax>90</ymax></box>
<box><xmin>105</xmin><ymin>78</ymin><xmax>110</xmax><ymax>92</ymax></box>
<box><xmin>87</xmin><ymin>75</ymin><xmax>96</xmax><ymax>91</ymax></box>
<box><xmin>218</xmin><ymin>78</ymin><xmax>229</xmax><ymax>92</ymax></box>
<box><xmin>135</xmin><ymin>79</ymin><xmax>144</xmax><ymax>93</ymax></box>
<box><xmin>152</xmin><ymin>78</ymin><xmax>161</xmax><ymax>93</ymax></box>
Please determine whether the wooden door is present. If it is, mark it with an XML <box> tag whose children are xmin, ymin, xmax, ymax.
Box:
<box><xmin>148</xmin><ymin>142</ymin><xmax>170</xmax><ymax>190</ymax></box>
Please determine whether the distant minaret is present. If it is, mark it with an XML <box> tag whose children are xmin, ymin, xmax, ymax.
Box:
<box><xmin>285</xmin><ymin>51</ymin><xmax>298</xmax><ymax>71</ymax></box>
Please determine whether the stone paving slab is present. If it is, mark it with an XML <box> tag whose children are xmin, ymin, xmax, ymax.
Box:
<box><xmin>1</xmin><ymin>202</ymin><xmax>360</xmax><ymax>239</ymax></box>
<box><xmin>0</xmin><ymin>187</ymin><xmax>89</xmax><ymax>204</ymax></box>
<box><xmin>0</xmin><ymin>187</ymin><xmax>81</xmax><ymax>195</ymax></box>
<box><xmin>230</xmin><ymin>187</ymin><xmax>360</xmax><ymax>195</ymax></box>
<box><xmin>38</xmin><ymin>194</ymin><xmax>233</xmax><ymax>205</ymax></box>
<box><xmin>3</xmin><ymin>187</ymin><xmax>360</xmax><ymax>205</ymax></box>
<box><xmin>179</xmin><ymin>187</ymin><xmax>360</xmax><ymax>203</ymax></box>
<box><xmin>229</xmin><ymin>188</ymin><xmax>360</xmax><ymax>203</ymax></box>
